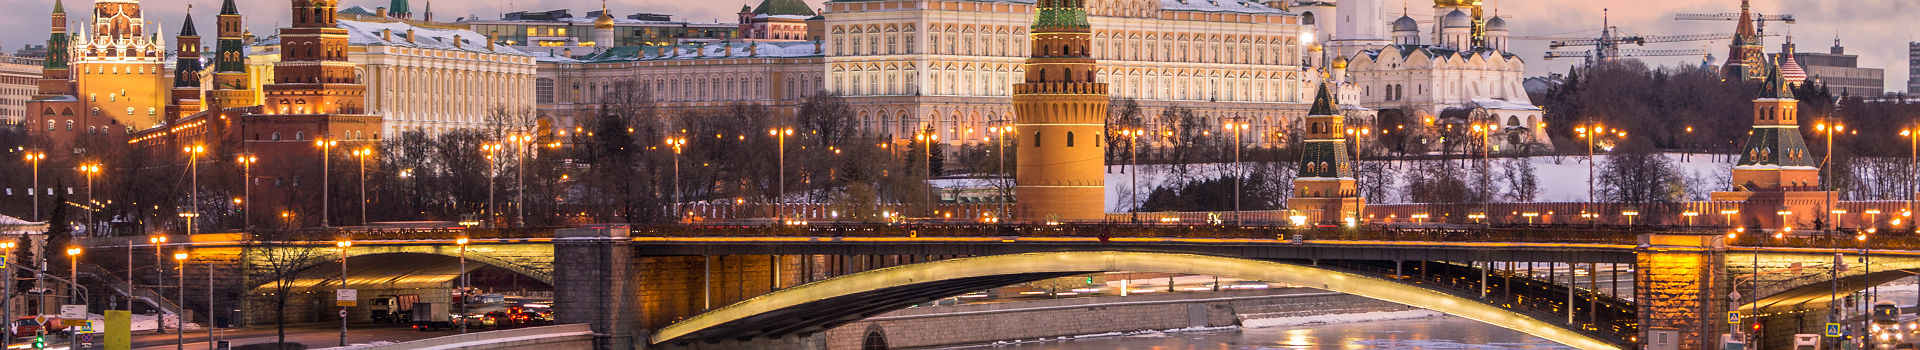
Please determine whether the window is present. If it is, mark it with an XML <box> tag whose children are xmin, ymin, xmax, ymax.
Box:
<box><xmin>1033</xmin><ymin>131</ymin><xmax>1042</xmax><ymax>147</ymax></box>
<box><xmin>1065</xmin><ymin>131</ymin><xmax>1075</xmax><ymax>147</ymax></box>
<box><xmin>536</xmin><ymin>78</ymin><xmax>555</xmax><ymax>104</ymax></box>
<box><xmin>272</xmin><ymin>132</ymin><xmax>281</xmax><ymax>141</ymax></box>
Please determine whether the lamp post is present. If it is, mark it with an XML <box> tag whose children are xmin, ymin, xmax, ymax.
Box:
<box><xmin>1817</xmin><ymin>121</ymin><xmax>1844</xmax><ymax>232</ymax></box>
<box><xmin>1121</xmin><ymin>128</ymin><xmax>1143</xmax><ymax>223</ymax></box>
<box><xmin>24</xmin><ymin>150</ymin><xmax>45</xmax><ymax>221</ymax></box>
<box><xmin>1574</xmin><ymin>124</ymin><xmax>1614</xmax><ymax>226</ymax></box>
<box><xmin>914</xmin><ymin>130</ymin><xmax>938</xmax><ymax>218</ymax></box>
<box><xmin>1682</xmin><ymin>211</ymin><xmax>1699</xmax><ymax>227</ymax></box>
<box><xmin>666</xmin><ymin>136</ymin><xmax>686</xmax><ymax>221</ymax></box>
<box><xmin>1778</xmin><ymin>210</ymin><xmax>1794</xmax><ymax>232</ymax></box>
<box><xmin>335</xmin><ymin>239</ymin><xmax>351</xmax><ymax>346</ymax></box>
<box><xmin>509</xmin><ymin>134</ymin><xmax>529</xmax><ymax>227</ymax></box>
<box><xmin>78</xmin><ymin>163</ymin><xmax>100</xmax><ymax>235</ymax></box>
<box><xmin>1903</xmin><ymin>128</ymin><xmax>1918</xmax><ymax>220</ymax></box>
<box><xmin>184</xmin><ymin>144</ymin><xmax>205</xmax><ymax>235</ymax></box>
<box><xmin>481</xmin><ymin>143</ymin><xmax>501</xmax><ymax>227</ymax></box>
<box><xmin>1472</xmin><ymin>123</ymin><xmax>1492</xmax><ymax>228</ymax></box>
<box><xmin>1722</xmin><ymin>209</ymin><xmax>1741</xmax><ymax>228</ymax></box>
<box><xmin>64</xmin><ymin>248</ymin><xmax>78</xmax><ymax>304</ymax></box>
<box><xmin>455</xmin><ymin>237</ymin><xmax>469</xmax><ymax>334</ymax></box>
<box><xmin>1622</xmin><ymin>211</ymin><xmax>1640</xmax><ymax>227</ymax></box>
<box><xmin>351</xmin><ymin>147</ymin><xmax>372</xmax><ymax>226</ymax></box>
<box><xmin>316</xmin><ymin>138</ymin><xmax>338</xmax><ymax>227</ymax></box>
<box><xmin>173</xmin><ymin>252</ymin><xmax>186</xmax><ymax>350</ymax></box>
<box><xmin>237</xmin><ymin>154</ymin><xmax>257</xmax><ymax>228</ymax></box>
<box><xmin>1224</xmin><ymin>119</ymin><xmax>1248</xmax><ymax>225</ymax></box>
<box><xmin>769</xmin><ymin>128</ymin><xmax>794</xmax><ymax>222</ymax></box>
<box><xmin>989</xmin><ymin>122</ymin><xmax>1014</xmax><ymax>221</ymax></box>
<box><xmin>149</xmin><ymin>235</ymin><xmax>168</xmax><ymax>332</ymax></box>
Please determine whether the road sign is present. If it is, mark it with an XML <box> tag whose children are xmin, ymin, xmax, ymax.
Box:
<box><xmin>60</xmin><ymin>320</ymin><xmax>85</xmax><ymax>327</ymax></box>
<box><xmin>336</xmin><ymin>289</ymin><xmax>357</xmax><ymax>307</ymax></box>
<box><xmin>58</xmin><ymin>305</ymin><xmax>84</xmax><ymax>319</ymax></box>
<box><xmin>339</xmin><ymin>309</ymin><xmax>348</xmax><ymax>318</ymax></box>
<box><xmin>2</xmin><ymin>255</ymin><xmax>8</xmax><ymax>268</ymax></box>
<box><xmin>1827</xmin><ymin>323</ymin><xmax>1842</xmax><ymax>337</ymax></box>
<box><xmin>1728</xmin><ymin>311</ymin><xmax>1740</xmax><ymax>324</ymax></box>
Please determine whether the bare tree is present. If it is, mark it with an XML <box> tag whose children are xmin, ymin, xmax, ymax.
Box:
<box><xmin>243</xmin><ymin>230</ymin><xmax>332</xmax><ymax>346</ymax></box>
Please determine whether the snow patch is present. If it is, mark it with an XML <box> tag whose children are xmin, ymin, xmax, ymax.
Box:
<box><xmin>1240</xmin><ymin>309</ymin><xmax>1445</xmax><ymax>328</ymax></box>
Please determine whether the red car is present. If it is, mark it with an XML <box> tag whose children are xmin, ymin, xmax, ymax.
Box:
<box><xmin>11</xmin><ymin>317</ymin><xmax>60</xmax><ymax>339</ymax></box>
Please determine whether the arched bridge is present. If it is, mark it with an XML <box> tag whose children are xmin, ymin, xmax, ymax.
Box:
<box><xmin>76</xmin><ymin>225</ymin><xmax>1920</xmax><ymax>350</ymax></box>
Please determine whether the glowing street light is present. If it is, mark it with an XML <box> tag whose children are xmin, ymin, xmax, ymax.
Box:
<box><xmin>78</xmin><ymin>163</ymin><xmax>101</xmax><ymax>234</ymax></box>
<box><xmin>236</xmin><ymin>154</ymin><xmax>258</xmax><ymax>228</ymax></box>
<box><xmin>350</xmin><ymin>147</ymin><xmax>374</xmax><ymax>226</ymax></box>
<box><xmin>316</xmin><ymin>138</ymin><xmax>341</xmax><ymax>227</ymax></box>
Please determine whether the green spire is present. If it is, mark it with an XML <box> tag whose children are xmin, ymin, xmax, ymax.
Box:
<box><xmin>389</xmin><ymin>0</ymin><xmax>410</xmax><ymax>14</ymax></box>
<box><xmin>1759</xmin><ymin>59</ymin><xmax>1794</xmax><ymax>100</ymax></box>
<box><xmin>220</xmin><ymin>0</ymin><xmax>238</xmax><ymax>15</ymax></box>
<box><xmin>52</xmin><ymin>0</ymin><xmax>62</xmax><ymax>14</ymax></box>
<box><xmin>1308</xmin><ymin>79</ymin><xmax>1338</xmax><ymax>116</ymax></box>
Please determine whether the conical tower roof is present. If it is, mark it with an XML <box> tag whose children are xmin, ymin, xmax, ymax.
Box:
<box><xmin>220</xmin><ymin>0</ymin><xmax>238</xmax><ymax>15</ymax></box>
<box><xmin>179</xmin><ymin>12</ymin><xmax>197</xmax><ymax>36</ymax></box>
<box><xmin>1759</xmin><ymin>60</ymin><xmax>1794</xmax><ymax>100</ymax></box>
<box><xmin>1308</xmin><ymin>78</ymin><xmax>1338</xmax><ymax>116</ymax></box>
<box><xmin>52</xmin><ymin>0</ymin><xmax>63</xmax><ymax>14</ymax></box>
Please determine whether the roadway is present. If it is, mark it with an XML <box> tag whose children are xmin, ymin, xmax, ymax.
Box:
<box><xmin>7</xmin><ymin>323</ymin><xmax>458</xmax><ymax>350</ymax></box>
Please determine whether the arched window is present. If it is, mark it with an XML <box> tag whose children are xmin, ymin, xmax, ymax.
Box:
<box><xmin>294</xmin><ymin>131</ymin><xmax>304</xmax><ymax>140</ymax></box>
<box><xmin>272</xmin><ymin>132</ymin><xmax>282</xmax><ymax>141</ymax></box>
<box><xmin>1065</xmin><ymin>131</ymin><xmax>1076</xmax><ymax>147</ymax></box>
<box><xmin>1033</xmin><ymin>131</ymin><xmax>1042</xmax><ymax>147</ymax></box>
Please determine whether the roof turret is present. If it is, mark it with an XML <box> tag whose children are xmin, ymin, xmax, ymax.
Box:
<box><xmin>1441</xmin><ymin>9</ymin><xmax>1471</xmax><ymax>29</ymax></box>
<box><xmin>1392</xmin><ymin>15</ymin><xmax>1418</xmax><ymax>32</ymax></box>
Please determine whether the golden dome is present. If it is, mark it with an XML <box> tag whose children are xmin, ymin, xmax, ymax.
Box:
<box><xmin>595</xmin><ymin>13</ymin><xmax>616</xmax><ymax>29</ymax></box>
<box><xmin>1434</xmin><ymin>0</ymin><xmax>1479</xmax><ymax>7</ymax></box>
<box><xmin>1309</xmin><ymin>43</ymin><xmax>1323</xmax><ymax>52</ymax></box>
<box><xmin>1332</xmin><ymin>56</ymin><xmax>1348</xmax><ymax>69</ymax></box>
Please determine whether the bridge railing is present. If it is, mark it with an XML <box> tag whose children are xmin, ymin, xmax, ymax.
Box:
<box><xmin>628</xmin><ymin>224</ymin><xmax>1651</xmax><ymax>245</ymax></box>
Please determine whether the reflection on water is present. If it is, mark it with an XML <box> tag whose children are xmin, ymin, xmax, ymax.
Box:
<box><xmin>978</xmin><ymin>316</ymin><xmax>1576</xmax><ymax>349</ymax></box>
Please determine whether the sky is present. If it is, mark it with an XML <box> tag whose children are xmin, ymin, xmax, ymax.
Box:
<box><xmin>0</xmin><ymin>0</ymin><xmax>1910</xmax><ymax>93</ymax></box>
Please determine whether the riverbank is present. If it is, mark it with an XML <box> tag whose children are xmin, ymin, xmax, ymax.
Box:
<box><xmin>819</xmin><ymin>288</ymin><xmax>1421</xmax><ymax>349</ymax></box>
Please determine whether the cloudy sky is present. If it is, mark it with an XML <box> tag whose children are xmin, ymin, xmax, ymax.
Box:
<box><xmin>0</xmin><ymin>0</ymin><xmax>1910</xmax><ymax>93</ymax></box>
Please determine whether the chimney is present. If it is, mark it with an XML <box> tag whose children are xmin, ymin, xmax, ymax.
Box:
<box><xmin>723</xmin><ymin>42</ymin><xmax>733</xmax><ymax>56</ymax></box>
<box><xmin>562</xmin><ymin>48</ymin><xmax>573</xmax><ymax>57</ymax></box>
<box><xmin>382</xmin><ymin>29</ymin><xmax>392</xmax><ymax>41</ymax></box>
<box><xmin>813</xmin><ymin>39</ymin><xmax>822</xmax><ymax>54</ymax></box>
<box><xmin>487</xmin><ymin>32</ymin><xmax>496</xmax><ymax>51</ymax></box>
<box><xmin>748</xmin><ymin>43</ymin><xmax>758</xmax><ymax>56</ymax></box>
<box><xmin>406</xmin><ymin>28</ymin><xmax>416</xmax><ymax>43</ymax></box>
<box><xmin>376</xmin><ymin>7</ymin><xmax>388</xmax><ymax>18</ymax></box>
<box><xmin>453</xmin><ymin>34</ymin><xmax>463</xmax><ymax>48</ymax></box>
<box><xmin>697</xmin><ymin>45</ymin><xmax>705</xmax><ymax>57</ymax></box>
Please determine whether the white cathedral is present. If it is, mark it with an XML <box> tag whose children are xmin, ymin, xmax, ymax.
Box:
<box><xmin>1294</xmin><ymin>0</ymin><xmax>1552</xmax><ymax>153</ymax></box>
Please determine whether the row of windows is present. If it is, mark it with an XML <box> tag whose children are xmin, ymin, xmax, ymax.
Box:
<box><xmin>849</xmin><ymin>107</ymin><xmax>1311</xmax><ymax>145</ymax></box>
<box><xmin>830</xmin><ymin>65</ymin><xmax>1304</xmax><ymax>103</ymax></box>
<box><xmin>538</xmin><ymin>73</ymin><xmax>824</xmax><ymax>104</ymax></box>
<box><xmin>828</xmin><ymin>23</ymin><xmax>1301</xmax><ymax>67</ymax></box>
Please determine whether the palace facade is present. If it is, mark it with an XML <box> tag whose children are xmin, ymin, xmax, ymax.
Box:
<box><xmin>1327</xmin><ymin>0</ymin><xmax>1549</xmax><ymax>153</ymax></box>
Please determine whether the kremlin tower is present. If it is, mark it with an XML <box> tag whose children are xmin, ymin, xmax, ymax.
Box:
<box><xmin>242</xmin><ymin>0</ymin><xmax>383</xmax><ymax>227</ymax></box>
<box><xmin>206</xmin><ymin>0</ymin><xmax>258</xmax><ymax>110</ymax></box>
<box><xmin>1710</xmin><ymin>62</ymin><xmax>1828</xmax><ymax>229</ymax></box>
<box><xmin>1013</xmin><ymin>0</ymin><xmax>1106</xmax><ymax>222</ymax></box>
<box><xmin>1723</xmin><ymin>0</ymin><xmax>1767</xmax><ymax>82</ymax></box>
<box><xmin>166</xmin><ymin>9</ymin><xmax>204</xmax><ymax>123</ymax></box>
<box><xmin>1287</xmin><ymin>79</ymin><xmax>1363</xmax><ymax>224</ymax></box>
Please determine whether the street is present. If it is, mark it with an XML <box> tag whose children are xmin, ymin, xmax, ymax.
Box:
<box><xmin>5</xmin><ymin>323</ymin><xmax>457</xmax><ymax>350</ymax></box>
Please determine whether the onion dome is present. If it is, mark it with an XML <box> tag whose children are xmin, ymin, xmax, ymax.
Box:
<box><xmin>1332</xmin><ymin>56</ymin><xmax>1348</xmax><ymax>69</ymax></box>
<box><xmin>1485</xmin><ymin>16</ymin><xmax>1507</xmax><ymax>32</ymax></box>
<box><xmin>595</xmin><ymin>12</ymin><xmax>616</xmax><ymax>29</ymax></box>
<box><xmin>1309</xmin><ymin>43</ymin><xmax>1323</xmax><ymax>52</ymax></box>
<box><xmin>1392</xmin><ymin>15</ymin><xmax>1419</xmax><ymax>32</ymax></box>
<box><xmin>1434</xmin><ymin>0</ymin><xmax>1475</xmax><ymax>7</ymax></box>
<box><xmin>1442</xmin><ymin>9</ymin><xmax>1471</xmax><ymax>29</ymax></box>
<box><xmin>1780</xmin><ymin>54</ymin><xmax>1807</xmax><ymax>86</ymax></box>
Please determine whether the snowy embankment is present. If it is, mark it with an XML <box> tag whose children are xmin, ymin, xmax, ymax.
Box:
<box><xmin>1105</xmin><ymin>153</ymin><xmax>1735</xmax><ymax>212</ymax></box>
<box><xmin>1240</xmin><ymin>309</ymin><xmax>1444</xmax><ymax>328</ymax></box>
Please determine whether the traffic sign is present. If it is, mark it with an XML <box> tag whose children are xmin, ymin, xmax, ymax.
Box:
<box><xmin>2</xmin><ymin>255</ymin><xmax>9</xmax><ymax>268</ymax></box>
<box><xmin>1728</xmin><ymin>311</ymin><xmax>1740</xmax><ymax>324</ymax></box>
<box><xmin>1826</xmin><ymin>323</ymin><xmax>1842</xmax><ymax>337</ymax></box>
<box><xmin>336</xmin><ymin>289</ymin><xmax>358</xmax><ymax>307</ymax></box>
<box><xmin>59</xmin><ymin>305</ymin><xmax>85</xmax><ymax>319</ymax></box>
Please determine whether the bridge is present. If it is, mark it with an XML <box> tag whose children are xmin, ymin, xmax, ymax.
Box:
<box><xmin>67</xmin><ymin>224</ymin><xmax>1920</xmax><ymax>350</ymax></box>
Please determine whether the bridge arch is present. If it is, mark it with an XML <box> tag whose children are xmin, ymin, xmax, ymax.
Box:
<box><xmin>248</xmin><ymin>246</ymin><xmax>554</xmax><ymax>293</ymax></box>
<box><xmin>651</xmin><ymin>251</ymin><xmax>1620</xmax><ymax>350</ymax></box>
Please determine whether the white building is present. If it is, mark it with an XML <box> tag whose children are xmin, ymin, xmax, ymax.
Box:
<box><xmin>534</xmin><ymin>41</ymin><xmax>827</xmax><ymax>132</ymax></box>
<box><xmin>825</xmin><ymin>0</ymin><xmax>1340</xmax><ymax>146</ymax></box>
<box><xmin>0</xmin><ymin>55</ymin><xmax>43</xmax><ymax>125</ymax></box>
<box><xmin>1325</xmin><ymin>0</ymin><xmax>1549</xmax><ymax>153</ymax></box>
<box><xmin>248</xmin><ymin>20</ymin><xmax>540</xmax><ymax>136</ymax></box>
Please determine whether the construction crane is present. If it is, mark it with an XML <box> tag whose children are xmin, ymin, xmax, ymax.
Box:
<box><xmin>1541</xmin><ymin>9</ymin><xmax>1763</xmax><ymax>62</ymax></box>
<box><xmin>1674</xmin><ymin>13</ymin><xmax>1795</xmax><ymax>37</ymax></box>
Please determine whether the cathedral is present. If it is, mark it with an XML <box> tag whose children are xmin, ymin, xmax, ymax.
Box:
<box><xmin>1301</xmin><ymin>0</ymin><xmax>1551</xmax><ymax>154</ymax></box>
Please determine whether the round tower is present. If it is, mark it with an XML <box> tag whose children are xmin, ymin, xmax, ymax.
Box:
<box><xmin>1013</xmin><ymin>0</ymin><xmax>1106</xmax><ymax>222</ymax></box>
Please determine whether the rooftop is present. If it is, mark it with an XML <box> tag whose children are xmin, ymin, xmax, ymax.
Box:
<box><xmin>254</xmin><ymin>20</ymin><xmax>530</xmax><ymax>56</ymax></box>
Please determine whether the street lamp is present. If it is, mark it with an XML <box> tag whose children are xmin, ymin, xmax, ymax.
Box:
<box><xmin>666</xmin><ymin>136</ymin><xmax>687</xmax><ymax>221</ymax></box>
<box><xmin>1120</xmin><ymin>128</ymin><xmax>1144</xmax><ymax>223</ymax></box>
<box><xmin>769</xmin><ymin>128</ymin><xmax>794</xmax><ymax>222</ymax></box>
<box><xmin>455</xmin><ymin>237</ymin><xmax>469</xmax><ymax>334</ymax></box>
<box><xmin>184</xmin><ymin>144</ymin><xmax>205</xmax><ymax>235</ymax></box>
<box><xmin>507</xmin><ymin>134</ymin><xmax>530</xmax><ymax>227</ymax></box>
<box><xmin>64</xmin><ymin>248</ymin><xmax>79</xmax><ymax>304</ymax></box>
<box><xmin>481</xmin><ymin>143</ymin><xmax>502</xmax><ymax>227</ymax></box>
<box><xmin>335</xmin><ymin>239</ymin><xmax>351</xmax><ymax>346</ymax></box>
<box><xmin>989</xmin><ymin>122</ymin><xmax>1015</xmax><ymax>221</ymax></box>
<box><xmin>1682</xmin><ymin>211</ymin><xmax>1699</xmax><ymax>227</ymax></box>
<box><xmin>316</xmin><ymin>138</ymin><xmax>340</xmax><ymax>227</ymax></box>
<box><xmin>1817</xmin><ymin>121</ymin><xmax>1844</xmax><ymax>232</ymax></box>
<box><xmin>78</xmin><ymin>163</ymin><xmax>100</xmax><ymax>235</ymax></box>
<box><xmin>146</xmin><ymin>235</ymin><xmax>166</xmax><ymax>324</ymax></box>
<box><xmin>237</xmin><ymin>154</ymin><xmax>258</xmax><ymax>228</ymax></box>
<box><xmin>1225</xmin><ymin>119</ymin><xmax>1249</xmax><ymax>224</ymax></box>
<box><xmin>1471</xmin><ymin>123</ymin><xmax>1494</xmax><ymax>228</ymax></box>
<box><xmin>350</xmin><ymin>147</ymin><xmax>373</xmax><ymax>226</ymax></box>
<box><xmin>914</xmin><ymin>130</ymin><xmax>939</xmax><ymax>218</ymax></box>
<box><xmin>1903</xmin><ymin>128</ymin><xmax>1919</xmax><ymax>219</ymax></box>
<box><xmin>23</xmin><ymin>150</ymin><xmax>45</xmax><ymax>221</ymax></box>
<box><xmin>1722</xmin><ymin>209</ymin><xmax>1741</xmax><ymax>227</ymax></box>
<box><xmin>1778</xmin><ymin>210</ymin><xmax>1794</xmax><ymax>233</ymax></box>
<box><xmin>1622</xmin><ymin>211</ymin><xmax>1640</xmax><ymax>227</ymax></box>
<box><xmin>172</xmin><ymin>252</ymin><xmax>186</xmax><ymax>350</ymax></box>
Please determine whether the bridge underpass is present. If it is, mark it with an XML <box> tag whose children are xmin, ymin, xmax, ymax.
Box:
<box><xmin>1730</xmin><ymin>248</ymin><xmax>1920</xmax><ymax>348</ymax></box>
<box><xmin>255</xmin><ymin>253</ymin><xmax>553</xmax><ymax>325</ymax></box>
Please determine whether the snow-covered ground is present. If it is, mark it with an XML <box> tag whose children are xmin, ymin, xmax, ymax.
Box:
<box><xmin>1240</xmin><ymin>309</ymin><xmax>1445</xmax><ymax>328</ymax></box>
<box><xmin>1103</xmin><ymin>153</ymin><xmax>1736</xmax><ymax>212</ymax></box>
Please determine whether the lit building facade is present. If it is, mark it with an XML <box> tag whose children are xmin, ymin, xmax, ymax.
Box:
<box><xmin>534</xmin><ymin>41</ymin><xmax>826</xmax><ymax>133</ymax></box>
<box><xmin>0</xmin><ymin>56</ymin><xmax>45</xmax><ymax>125</ymax></box>
<box><xmin>737</xmin><ymin>0</ymin><xmax>818</xmax><ymax>41</ymax></box>
<box><xmin>1789</xmin><ymin>37</ymin><xmax>1886</xmax><ymax>97</ymax></box>
<box><xmin>824</xmin><ymin>0</ymin><xmax>1322</xmax><ymax>146</ymax></box>
<box><xmin>246</xmin><ymin>20</ymin><xmax>539</xmax><ymax>135</ymax></box>
<box><xmin>463</xmin><ymin>9</ymin><xmax>739</xmax><ymax>55</ymax></box>
<box><xmin>26</xmin><ymin>0</ymin><xmax>173</xmax><ymax>156</ymax></box>
<box><xmin>1335</xmin><ymin>0</ymin><xmax>1550</xmax><ymax>153</ymax></box>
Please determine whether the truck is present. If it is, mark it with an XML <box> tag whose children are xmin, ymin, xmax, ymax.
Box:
<box><xmin>410</xmin><ymin>302</ymin><xmax>453</xmax><ymax>331</ymax></box>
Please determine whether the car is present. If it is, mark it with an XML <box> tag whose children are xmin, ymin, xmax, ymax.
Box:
<box><xmin>11</xmin><ymin>318</ymin><xmax>38</xmax><ymax>339</ymax></box>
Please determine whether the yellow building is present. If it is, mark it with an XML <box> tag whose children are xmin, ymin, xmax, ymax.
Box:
<box><xmin>73</xmin><ymin>0</ymin><xmax>170</xmax><ymax>130</ymax></box>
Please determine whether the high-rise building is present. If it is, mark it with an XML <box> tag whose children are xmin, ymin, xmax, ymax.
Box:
<box><xmin>0</xmin><ymin>55</ymin><xmax>44</xmax><ymax>125</ymax></box>
<box><xmin>1791</xmin><ymin>37</ymin><xmax>1885</xmax><ymax>97</ymax></box>
<box><xmin>1013</xmin><ymin>0</ymin><xmax>1105</xmax><ymax>222</ymax></box>
<box><xmin>1908</xmin><ymin>42</ymin><xmax>1917</xmax><ymax>94</ymax></box>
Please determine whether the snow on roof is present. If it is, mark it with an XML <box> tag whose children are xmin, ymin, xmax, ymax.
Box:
<box><xmin>568</xmin><ymin>41</ymin><xmax>821</xmax><ymax>63</ymax></box>
<box><xmin>255</xmin><ymin>20</ymin><xmax>530</xmax><ymax>56</ymax></box>
<box><xmin>1158</xmin><ymin>0</ymin><xmax>1291</xmax><ymax>14</ymax></box>
<box><xmin>0</xmin><ymin>214</ymin><xmax>46</xmax><ymax>234</ymax></box>
<box><xmin>471</xmin><ymin>16</ymin><xmax>735</xmax><ymax>27</ymax></box>
<box><xmin>1471</xmin><ymin>98</ymin><xmax>1541</xmax><ymax>111</ymax></box>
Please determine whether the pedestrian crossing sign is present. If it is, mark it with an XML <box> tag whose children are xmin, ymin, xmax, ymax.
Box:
<box><xmin>1728</xmin><ymin>311</ymin><xmax>1740</xmax><ymax>324</ymax></box>
<box><xmin>1826</xmin><ymin>323</ymin><xmax>1842</xmax><ymax>337</ymax></box>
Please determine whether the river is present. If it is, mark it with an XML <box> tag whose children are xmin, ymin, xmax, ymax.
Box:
<box><xmin>971</xmin><ymin>315</ymin><xmax>1573</xmax><ymax>349</ymax></box>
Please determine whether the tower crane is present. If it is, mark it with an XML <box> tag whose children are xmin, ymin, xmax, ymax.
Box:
<box><xmin>1541</xmin><ymin>8</ymin><xmax>1767</xmax><ymax>63</ymax></box>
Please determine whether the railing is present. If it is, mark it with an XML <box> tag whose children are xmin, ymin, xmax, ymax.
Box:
<box><xmin>78</xmin><ymin>264</ymin><xmax>181</xmax><ymax>316</ymax></box>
